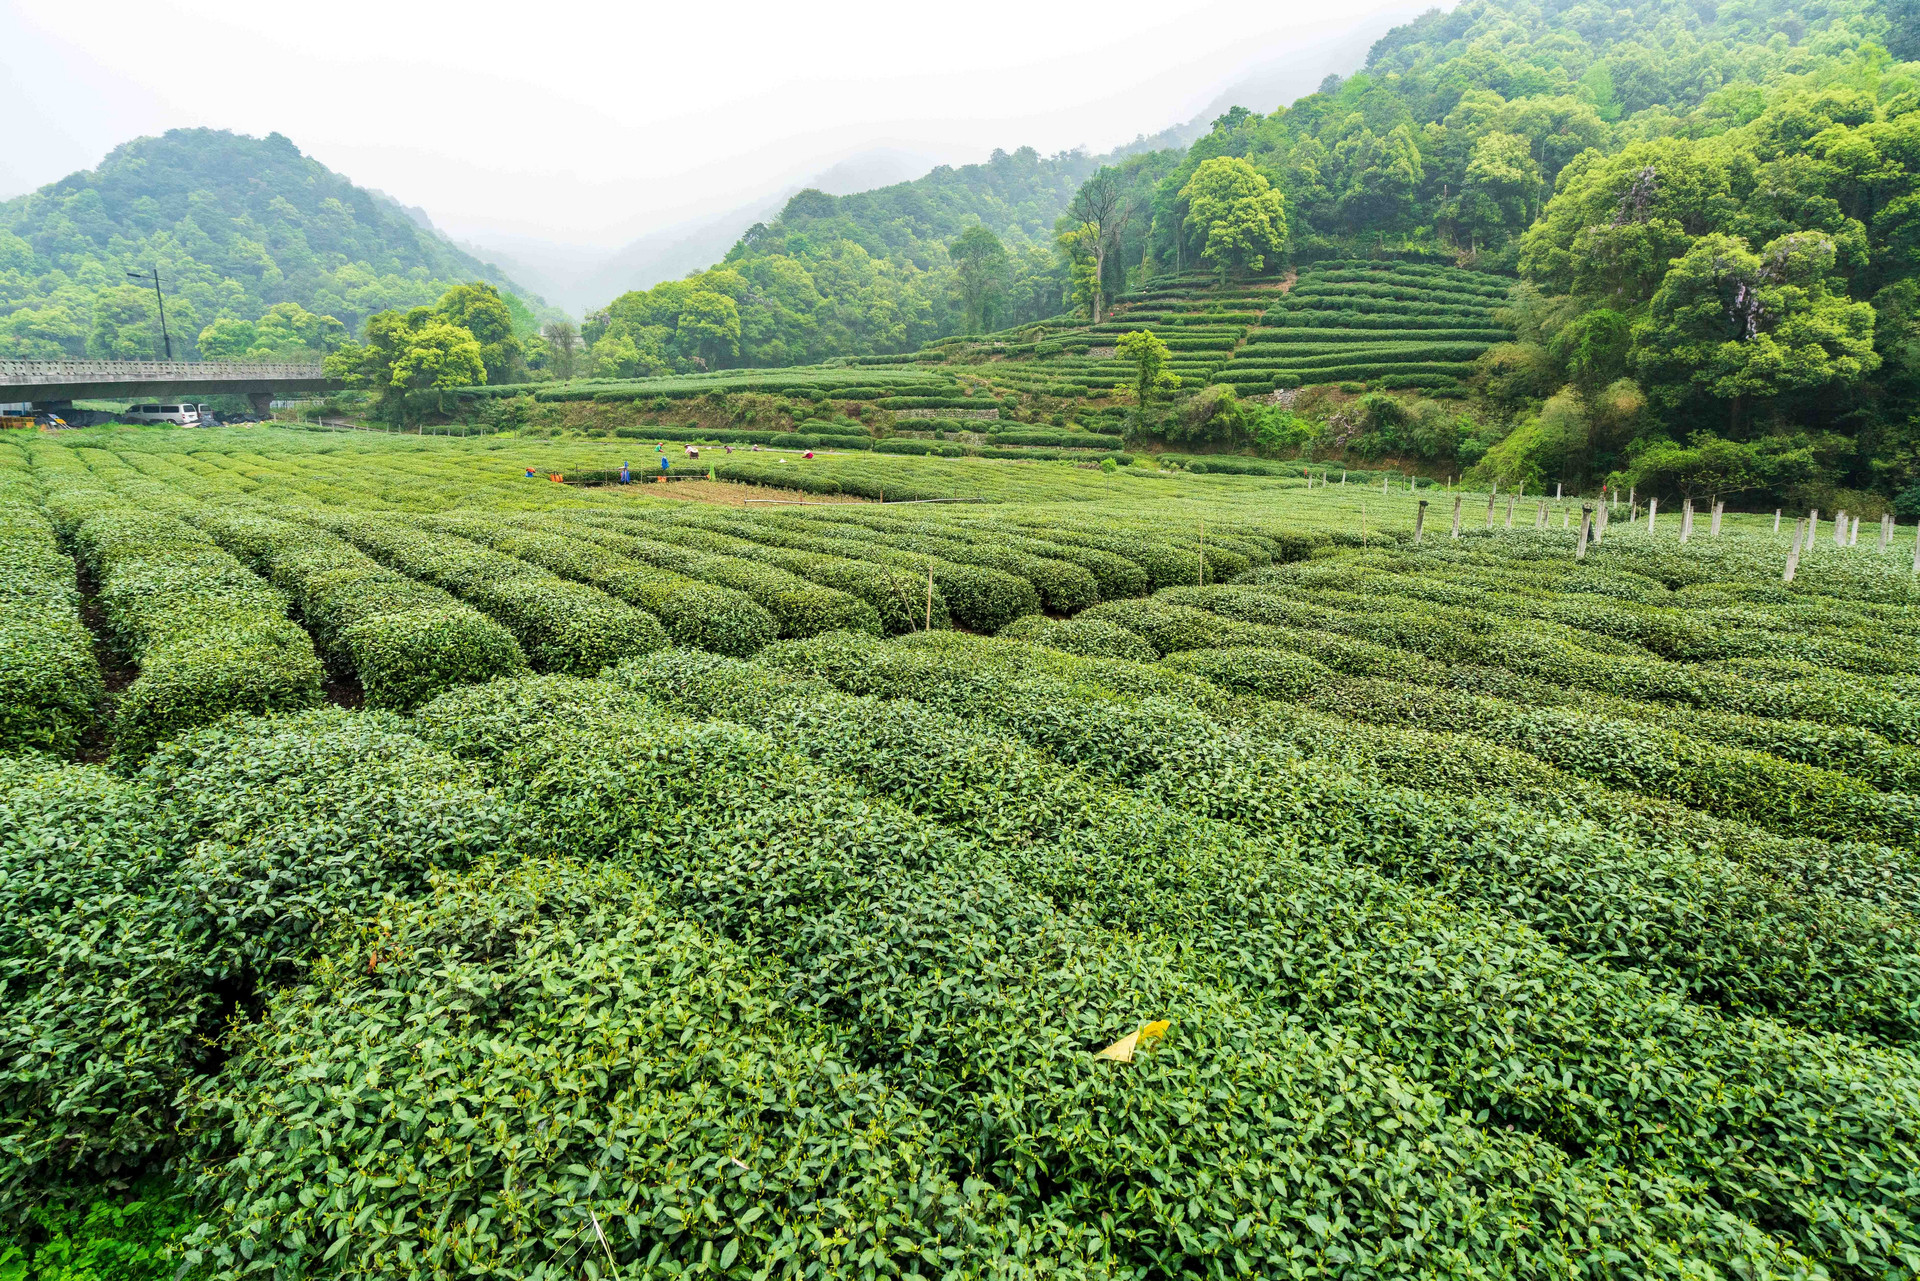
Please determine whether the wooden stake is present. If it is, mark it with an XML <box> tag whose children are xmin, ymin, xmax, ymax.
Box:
<box><xmin>1647</xmin><ymin>497</ymin><xmax>1657</xmax><ymax>532</ymax></box>
<box><xmin>925</xmin><ymin>557</ymin><xmax>933</xmax><ymax>631</ymax></box>
<box><xmin>1576</xmin><ymin>505</ymin><xmax>1593</xmax><ymax>559</ymax></box>
<box><xmin>1784</xmin><ymin>518</ymin><xmax>1806</xmax><ymax>582</ymax></box>
<box><xmin>1414</xmin><ymin>498</ymin><xmax>1428</xmax><ymax>544</ymax></box>
<box><xmin>1198</xmin><ymin>516</ymin><xmax>1206</xmax><ymax>586</ymax></box>
<box><xmin>1504</xmin><ymin>495</ymin><xmax>1515</xmax><ymax>529</ymax></box>
<box><xmin>1450</xmin><ymin>495</ymin><xmax>1462</xmax><ymax>538</ymax></box>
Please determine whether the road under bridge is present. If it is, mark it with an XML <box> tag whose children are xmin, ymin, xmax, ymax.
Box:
<box><xmin>0</xmin><ymin>359</ymin><xmax>340</xmax><ymax>417</ymax></box>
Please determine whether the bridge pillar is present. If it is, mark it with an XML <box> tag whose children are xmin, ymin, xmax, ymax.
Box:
<box><xmin>247</xmin><ymin>391</ymin><xmax>274</xmax><ymax>419</ymax></box>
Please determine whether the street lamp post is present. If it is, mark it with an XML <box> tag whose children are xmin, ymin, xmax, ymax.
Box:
<box><xmin>127</xmin><ymin>267</ymin><xmax>172</xmax><ymax>360</ymax></box>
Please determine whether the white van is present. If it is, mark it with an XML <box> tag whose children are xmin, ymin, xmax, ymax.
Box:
<box><xmin>123</xmin><ymin>403</ymin><xmax>203</xmax><ymax>425</ymax></box>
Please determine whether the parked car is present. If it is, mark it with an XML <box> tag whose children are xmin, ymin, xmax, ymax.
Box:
<box><xmin>123</xmin><ymin>403</ymin><xmax>204</xmax><ymax>425</ymax></box>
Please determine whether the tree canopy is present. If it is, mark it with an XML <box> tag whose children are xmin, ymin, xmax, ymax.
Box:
<box><xmin>1179</xmin><ymin>158</ymin><xmax>1287</xmax><ymax>282</ymax></box>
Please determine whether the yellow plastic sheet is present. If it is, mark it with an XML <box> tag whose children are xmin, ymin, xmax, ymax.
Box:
<box><xmin>1094</xmin><ymin>1020</ymin><xmax>1170</xmax><ymax>1062</ymax></box>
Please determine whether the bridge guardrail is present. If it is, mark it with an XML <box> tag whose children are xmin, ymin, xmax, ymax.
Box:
<box><xmin>0</xmin><ymin>359</ymin><xmax>327</xmax><ymax>384</ymax></box>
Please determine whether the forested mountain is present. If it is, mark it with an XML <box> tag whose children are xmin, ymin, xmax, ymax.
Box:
<box><xmin>580</xmin><ymin>145</ymin><xmax>1107</xmax><ymax>374</ymax></box>
<box><xmin>571</xmin><ymin>0</ymin><xmax>1919</xmax><ymax>507</ymax></box>
<box><xmin>0</xmin><ymin>129</ymin><xmax>550</xmax><ymax>362</ymax></box>
<box><xmin>584</xmin><ymin>0</ymin><xmax>1905</xmax><ymax>366</ymax></box>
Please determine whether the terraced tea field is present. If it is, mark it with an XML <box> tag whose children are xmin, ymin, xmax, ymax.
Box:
<box><xmin>6</xmin><ymin>427</ymin><xmax>1920</xmax><ymax>1280</ymax></box>
<box><xmin>466</xmin><ymin>260</ymin><xmax>1514</xmax><ymax>445</ymax></box>
<box><xmin>855</xmin><ymin>259</ymin><xmax>1514</xmax><ymax>405</ymax></box>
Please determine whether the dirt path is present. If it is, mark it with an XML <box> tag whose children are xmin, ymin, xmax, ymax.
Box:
<box><xmin>608</xmin><ymin>478</ymin><xmax>871</xmax><ymax>506</ymax></box>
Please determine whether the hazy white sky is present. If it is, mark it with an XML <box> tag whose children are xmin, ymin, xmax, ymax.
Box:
<box><xmin>1</xmin><ymin>0</ymin><xmax>1429</xmax><ymax>249</ymax></box>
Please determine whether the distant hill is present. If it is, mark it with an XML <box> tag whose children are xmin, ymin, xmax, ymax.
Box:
<box><xmin>0</xmin><ymin>128</ymin><xmax>553</xmax><ymax>360</ymax></box>
<box><xmin>581</xmin><ymin>145</ymin><xmax>1111</xmax><ymax>373</ymax></box>
<box><xmin>464</xmin><ymin>147</ymin><xmax>947</xmax><ymax>315</ymax></box>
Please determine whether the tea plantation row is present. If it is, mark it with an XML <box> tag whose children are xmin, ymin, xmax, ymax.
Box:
<box><xmin>4</xmin><ymin>428</ymin><xmax>1919</xmax><ymax>1280</ymax></box>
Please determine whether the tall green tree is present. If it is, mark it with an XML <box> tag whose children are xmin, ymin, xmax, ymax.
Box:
<box><xmin>435</xmin><ymin>283</ymin><xmax>523</xmax><ymax>384</ymax></box>
<box><xmin>1178</xmin><ymin>158</ymin><xmax>1287</xmax><ymax>282</ymax></box>
<box><xmin>1061</xmin><ymin>168</ymin><xmax>1134</xmax><ymax>322</ymax></box>
<box><xmin>950</xmin><ymin>226</ymin><xmax>1009</xmax><ymax>333</ymax></box>
<box><xmin>1332</xmin><ymin>125</ymin><xmax>1422</xmax><ymax>242</ymax></box>
<box><xmin>324</xmin><ymin>306</ymin><xmax>486</xmax><ymax>421</ymax></box>
<box><xmin>540</xmin><ymin>320</ymin><xmax>580</xmax><ymax>380</ymax></box>
<box><xmin>1116</xmin><ymin>329</ymin><xmax>1179</xmax><ymax>410</ymax></box>
<box><xmin>1055</xmin><ymin>222</ymin><xmax>1102</xmax><ymax>320</ymax></box>
<box><xmin>1633</xmin><ymin>231</ymin><xmax>1880</xmax><ymax>430</ymax></box>
<box><xmin>1454</xmin><ymin>131</ymin><xmax>1541</xmax><ymax>250</ymax></box>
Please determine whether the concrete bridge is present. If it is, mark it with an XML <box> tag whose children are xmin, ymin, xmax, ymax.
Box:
<box><xmin>0</xmin><ymin>359</ymin><xmax>340</xmax><ymax>416</ymax></box>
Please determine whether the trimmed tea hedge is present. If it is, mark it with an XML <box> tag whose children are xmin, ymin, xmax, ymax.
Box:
<box><xmin>0</xmin><ymin>445</ymin><xmax>103</xmax><ymax>755</ymax></box>
<box><xmin>306</xmin><ymin>513</ymin><xmax>667</xmax><ymax>674</ymax></box>
<box><xmin>191</xmin><ymin>508</ymin><xmax>527</xmax><ymax>710</ymax></box>
<box><xmin>36</xmin><ymin>466</ymin><xmax>322</xmax><ymax>761</ymax></box>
